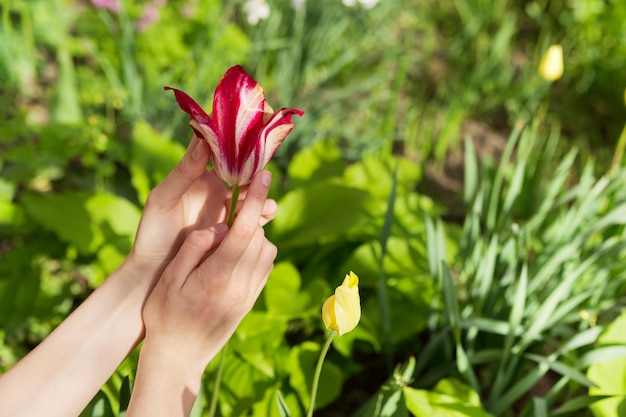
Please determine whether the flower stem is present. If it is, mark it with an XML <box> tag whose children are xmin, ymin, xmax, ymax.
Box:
<box><xmin>208</xmin><ymin>342</ymin><xmax>228</xmax><ymax>417</ymax></box>
<box><xmin>306</xmin><ymin>331</ymin><xmax>336</xmax><ymax>417</ymax></box>
<box><xmin>207</xmin><ymin>186</ymin><xmax>240</xmax><ymax>416</ymax></box>
<box><xmin>226</xmin><ymin>185</ymin><xmax>241</xmax><ymax>228</ymax></box>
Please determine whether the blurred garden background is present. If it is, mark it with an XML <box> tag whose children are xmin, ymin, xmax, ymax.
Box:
<box><xmin>2</xmin><ymin>0</ymin><xmax>626</xmax><ymax>415</ymax></box>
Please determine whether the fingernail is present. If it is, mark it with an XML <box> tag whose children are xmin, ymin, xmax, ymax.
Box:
<box><xmin>261</xmin><ymin>171</ymin><xmax>272</xmax><ymax>186</ymax></box>
<box><xmin>191</xmin><ymin>141</ymin><xmax>203</xmax><ymax>160</ymax></box>
<box><xmin>210</xmin><ymin>223</ymin><xmax>229</xmax><ymax>234</ymax></box>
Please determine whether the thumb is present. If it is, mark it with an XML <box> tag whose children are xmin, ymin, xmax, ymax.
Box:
<box><xmin>150</xmin><ymin>137</ymin><xmax>210</xmax><ymax>205</ymax></box>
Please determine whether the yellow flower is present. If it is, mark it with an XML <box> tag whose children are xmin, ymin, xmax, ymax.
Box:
<box><xmin>538</xmin><ymin>44</ymin><xmax>564</xmax><ymax>82</ymax></box>
<box><xmin>322</xmin><ymin>272</ymin><xmax>361</xmax><ymax>336</ymax></box>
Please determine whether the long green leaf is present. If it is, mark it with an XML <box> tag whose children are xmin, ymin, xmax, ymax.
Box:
<box><xmin>525</xmin><ymin>353</ymin><xmax>596</xmax><ymax>388</ymax></box>
<box><xmin>275</xmin><ymin>390</ymin><xmax>292</xmax><ymax>417</ymax></box>
<box><xmin>552</xmin><ymin>395</ymin><xmax>615</xmax><ymax>415</ymax></box>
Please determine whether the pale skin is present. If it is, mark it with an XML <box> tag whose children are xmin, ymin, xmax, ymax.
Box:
<box><xmin>0</xmin><ymin>136</ymin><xmax>278</xmax><ymax>417</ymax></box>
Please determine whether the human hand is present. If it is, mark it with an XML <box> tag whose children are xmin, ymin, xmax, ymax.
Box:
<box><xmin>140</xmin><ymin>170</ymin><xmax>278</xmax><ymax>366</ymax></box>
<box><xmin>126</xmin><ymin>136</ymin><xmax>278</xmax><ymax>285</ymax></box>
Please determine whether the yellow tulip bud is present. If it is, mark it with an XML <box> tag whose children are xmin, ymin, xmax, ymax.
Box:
<box><xmin>322</xmin><ymin>272</ymin><xmax>361</xmax><ymax>336</ymax></box>
<box><xmin>538</xmin><ymin>44</ymin><xmax>564</xmax><ymax>82</ymax></box>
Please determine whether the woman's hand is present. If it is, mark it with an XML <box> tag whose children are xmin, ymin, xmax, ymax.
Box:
<box><xmin>126</xmin><ymin>171</ymin><xmax>277</xmax><ymax>417</ymax></box>
<box><xmin>127</xmin><ymin>136</ymin><xmax>277</xmax><ymax>285</ymax></box>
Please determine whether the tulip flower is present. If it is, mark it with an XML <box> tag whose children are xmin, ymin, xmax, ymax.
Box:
<box><xmin>165</xmin><ymin>66</ymin><xmax>304</xmax><ymax>187</ymax></box>
<box><xmin>538</xmin><ymin>44</ymin><xmax>564</xmax><ymax>82</ymax></box>
<box><xmin>322</xmin><ymin>271</ymin><xmax>361</xmax><ymax>336</ymax></box>
<box><xmin>166</xmin><ymin>65</ymin><xmax>303</xmax><ymax>226</ymax></box>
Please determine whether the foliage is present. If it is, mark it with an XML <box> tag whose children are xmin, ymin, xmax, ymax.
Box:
<box><xmin>2</xmin><ymin>0</ymin><xmax>626</xmax><ymax>416</ymax></box>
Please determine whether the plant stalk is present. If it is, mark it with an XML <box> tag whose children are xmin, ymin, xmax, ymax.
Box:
<box><xmin>306</xmin><ymin>331</ymin><xmax>336</xmax><ymax>417</ymax></box>
<box><xmin>208</xmin><ymin>342</ymin><xmax>228</xmax><ymax>417</ymax></box>
<box><xmin>226</xmin><ymin>185</ymin><xmax>241</xmax><ymax>227</ymax></box>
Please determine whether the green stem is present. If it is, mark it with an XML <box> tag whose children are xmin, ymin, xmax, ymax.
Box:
<box><xmin>226</xmin><ymin>185</ymin><xmax>241</xmax><ymax>228</ymax></box>
<box><xmin>306</xmin><ymin>331</ymin><xmax>336</xmax><ymax>417</ymax></box>
<box><xmin>207</xmin><ymin>342</ymin><xmax>228</xmax><ymax>417</ymax></box>
<box><xmin>610</xmin><ymin>123</ymin><xmax>626</xmax><ymax>177</ymax></box>
<box><xmin>207</xmin><ymin>186</ymin><xmax>240</xmax><ymax>416</ymax></box>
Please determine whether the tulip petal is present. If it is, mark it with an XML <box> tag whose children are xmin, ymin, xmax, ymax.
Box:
<box><xmin>334</xmin><ymin>285</ymin><xmax>361</xmax><ymax>335</ymax></box>
<box><xmin>211</xmin><ymin>65</ymin><xmax>267</xmax><ymax>184</ymax></box>
<box><xmin>163</xmin><ymin>86</ymin><xmax>216</xmax><ymax>142</ymax></box>
<box><xmin>322</xmin><ymin>295</ymin><xmax>338</xmax><ymax>331</ymax></box>
<box><xmin>258</xmin><ymin>107</ymin><xmax>305</xmax><ymax>169</ymax></box>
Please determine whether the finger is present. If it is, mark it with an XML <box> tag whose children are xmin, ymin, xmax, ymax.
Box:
<box><xmin>243</xmin><ymin>238</ymin><xmax>277</xmax><ymax>309</ymax></box>
<box><xmin>162</xmin><ymin>223</ymin><xmax>228</xmax><ymax>288</ymax></box>
<box><xmin>260</xmin><ymin>199</ymin><xmax>278</xmax><ymax>226</ymax></box>
<box><xmin>227</xmin><ymin>198</ymin><xmax>277</xmax><ymax>226</ymax></box>
<box><xmin>251</xmin><ymin>240</ymin><xmax>277</xmax><ymax>297</ymax></box>
<box><xmin>148</xmin><ymin>137</ymin><xmax>210</xmax><ymax>208</ymax></box>
<box><xmin>215</xmin><ymin>171</ymin><xmax>271</xmax><ymax>266</ymax></box>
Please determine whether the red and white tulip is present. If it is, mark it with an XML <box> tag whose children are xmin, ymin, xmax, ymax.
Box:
<box><xmin>165</xmin><ymin>65</ymin><xmax>304</xmax><ymax>186</ymax></box>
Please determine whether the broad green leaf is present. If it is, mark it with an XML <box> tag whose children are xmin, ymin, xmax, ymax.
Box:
<box><xmin>287</xmin><ymin>139</ymin><xmax>344</xmax><ymax>186</ymax></box>
<box><xmin>343</xmin><ymin>154</ymin><xmax>421</xmax><ymax>199</ymax></box>
<box><xmin>587</xmin><ymin>311</ymin><xmax>626</xmax><ymax>417</ymax></box>
<box><xmin>361</xmin><ymin>277</ymin><xmax>431</xmax><ymax>345</ymax></box>
<box><xmin>403</xmin><ymin>380</ymin><xmax>494</xmax><ymax>417</ymax></box>
<box><xmin>130</xmin><ymin>120</ymin><xmax>186</xmax><ymax>204</ymax></box>
<box><xmin>269</xmin><ymin>181</ymin><xmax>372</xmax><ymax>247</ymax></box>
<box><xmin>218</xmin><ymin>353</ymin><xmax>275</xmax><ymax>416</ymax></box>
<box><xmin>231</xmin><ymin>312</ymin><xmax>287</xmax><ymax>379</ymax></box>
<box><xmin>263</xmin><ymin>262</ymin><xmax>328</xmax><ymax>319</ymax></box>
<box><xmin>21</xmin><ymin>191</ymin><xmax>140</xmax><ymax>255</ymax></box>
<box><xmin>22</xmin><ymin>191</ymin><xmax>98</xmax><ymax>253</ymax></box>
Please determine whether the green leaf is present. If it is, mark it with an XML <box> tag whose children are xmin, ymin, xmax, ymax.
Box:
<box><xmin>130</xmin><ymin>120</ymin><xmax>186</xmax><ymax>204</ymax></box>
<box><xmin>463</xmin><ymin>135</ymin><xmax>478</xmax><ymax>205</ymax></box>
<box><xmin>553</xmin><ymin>395</ymin><xmax>616</xmax><ymax>415</ymax></box>
<box><xmin>352</xmin><ymin>381</ymin><xmax>408</xmax><ymax>417</ymax></box>
<box><xmin>587</xmin><ymin>311</ymin><xmax>626</xmax><ymax>417</ymax></box>
<box><xmin>263</xmin><ymin>262</ymin><xmax>328</xmax><ymax>320</ymax></box>
<box><xmin>231</xmin><ymin>312</ymin><xmax>287</xmax><ymax>379</ymax></box>
<box><xmin>79</xmin><ymin>391</ymin><xmax>115</xmax><ymax>417</ymax></box>
<box><xmin>403</xmin><ymin>381</ymin><xmax>494</xmax><ymax>417</ymax></box>
<box><xmin>275</xmin><ymin>390</ymin><xmax>292</xmax><ymax>417</ymax></box>
<box><xmin>269</xmin><ymin>181</ymin><xmax>372</xmax><ymax>247</ymax></box>
<box><xmin>118</xmin><ymin>375</ymin><xmax>132</xmax><ymax>413</ymax></box>
<box><xmin>287</xmin><ymin>139</ymin><xmax>344</xmax><ymax>187</ymax></box>
<box><xmin>288</xmin><ymin>341</ymin><xmax>343</xmax><ymax>410</ymax></box>
<box><xmin>21</xmin><ymin>191</ymin><xmax>140</xmax><ymax>255</ymax></box>
<box><xmin>524</xmin><ymin>353</ymin><xmax>596</xmax><ymax>388</ymax></box>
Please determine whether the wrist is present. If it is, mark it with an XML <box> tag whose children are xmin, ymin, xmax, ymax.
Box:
<box><xmin>120</xmin><ymin>251</ymin><xmax>164</xmax><ymax>291</ymax></box>
<box><xmin>139</xmin><ymin>338</ymin><xmax>206</xmax><ymax>391</ymax></box>
<box><xmin>126</xmin><ymin>339</ymin><xmax>205</xmax><ymax>417</ymax></box>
